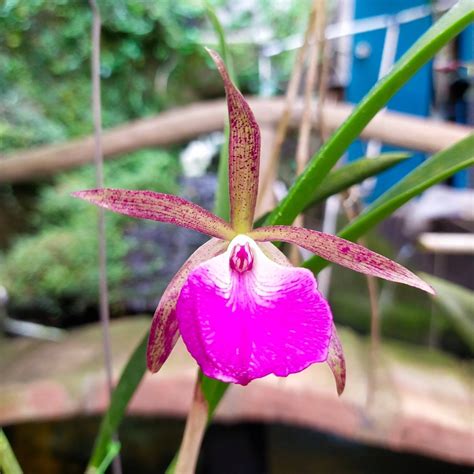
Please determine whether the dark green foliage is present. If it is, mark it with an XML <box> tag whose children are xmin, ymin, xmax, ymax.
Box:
<box><xmin>0</xmin><ymin>0</ymin><xmax>211</xmax><ymax>148</ymax></box>
<box><xmin>0</xmin><ymin>149</ymin><xmax>180</xmax><ymax>318</ymax></box>
<box><xmin>0</xmin><ymin>0</ymin><xmax>311</xmax><ymax>150</ymax></box>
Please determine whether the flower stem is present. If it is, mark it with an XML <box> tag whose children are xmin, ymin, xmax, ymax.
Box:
<box><xmin>291</xmin><ymin>0</ymin><xmax>326</xmax><ymax>265</ymax></box>
<box><xmin>342</xmin><ymin>194</ymin><xmax>380</xmax><ymax>407</ymax></box>
<box><xmin>167</xmin><ymin>375</ymin><xmax>209</xmax><ymax>474</ymax></box>
<box><xmin>89</xmin><ymin>1</ymin><xmax>122</xmax><ymax>473</ymax></box>
<box><xmin>261</xmin><ymin>1</ymin><xmax>316</xmax><ymax>198</ymax></box>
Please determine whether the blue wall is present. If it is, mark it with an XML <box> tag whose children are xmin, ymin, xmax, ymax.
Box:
<box><xmin>346</xmin><ymin>0</ymin><xmax>432</xmax><ymax>200</ymax></box>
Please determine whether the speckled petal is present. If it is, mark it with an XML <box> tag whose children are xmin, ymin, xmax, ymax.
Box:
<box><xmin>72</xmin><ymin>189</ymin><xmax>236</xmax><ymax>240</ymax></box>
<box><xmin>207</xmin><ymin>48</ymin><xmax>261</xmax><ymax>233</ymax></box>
<box><xmin>327</xmin><ymin>324</ymin><xmax>346</xmax><ymax>396</ymax></box>
<box><xmin>147</xmin><ymin>238</ymin><xmax>228</xmax><ymax>372</ymax></box>
<box><xmin>176</xmin><ymin>235</ymin><xmax>333</xmax><ymax>385</ymax></box>
<box><xmin>250</xmin><ymin>226</ymin><xmax>434</xmax><ymax>294</ymax></box>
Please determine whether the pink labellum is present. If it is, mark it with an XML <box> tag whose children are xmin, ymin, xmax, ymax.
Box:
<box><xmin>147</xmin><ymin>238</ymin><xmax>228</xmax><ymax>373</ymax></box>
<box><xmin>72</xmin><ymin>188</ymin><xmax>236</xmax><ymax>241</ymax></box>
<box><xmin>250</xmin><ymin>226</ymin><xmax>434</xmax><ymax>294</ymax></box>
<box><xmin>326</xmin><ymin>324</ymin><xmax>346</xmax><ymax>396</ymax></box>
<box><xmin>260</xmin><ymin>241</ymin><xmax>344</xmax><ymax>394</ymax></box>
<box><xmin>207</xmin><ymin>48</ymin><xmax>261</xmax><ymax>234</ymax></box>
<box><xmin>176</xmin><ymin>235</ymin><xmax>333</xmax><ymax>385</ymax></box>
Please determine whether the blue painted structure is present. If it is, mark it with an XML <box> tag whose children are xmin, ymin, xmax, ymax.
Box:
<box><xmin>452</xmin><ymin>23</ymin><xmax>474</xmax><ymax>188</ymax></box>
<box><xmin>459</xmin><ymin>23</ymin><xmax>474</xmax><ymax>65</ymax></box>
<box><xmin>346</xmin><ymin>0</ymin><xmax>432</xmax><ymax>200</ymax></box>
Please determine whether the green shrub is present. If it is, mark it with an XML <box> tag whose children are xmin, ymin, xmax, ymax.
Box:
<box><xmin>0</xmin><ymin>149</ymin><xmax>180</xmax><ymax>318</ymax></box>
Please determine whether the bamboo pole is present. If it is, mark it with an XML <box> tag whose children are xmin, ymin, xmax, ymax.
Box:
<box><xmin>0</xmin><ymin>99</ymin><xmax>470</xmax><ymax>183</ymax></box>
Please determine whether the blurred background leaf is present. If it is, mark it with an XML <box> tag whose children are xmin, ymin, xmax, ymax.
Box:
<box><xmin>421</xmin><ymin>273</ymin><xmax>474</xmax><ymax>352</ymax></box>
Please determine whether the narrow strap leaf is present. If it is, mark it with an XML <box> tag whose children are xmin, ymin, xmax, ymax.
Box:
<box><xmin>304</xmin><ymin>133</ymin><xmax>474</xmax><ymax>273</ymax></box>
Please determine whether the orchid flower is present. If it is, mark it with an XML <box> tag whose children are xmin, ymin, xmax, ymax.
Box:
<box><xmin>73</xmin><ymin>49</ymin><xmax>433</xmax><ymax>394</ymax></box>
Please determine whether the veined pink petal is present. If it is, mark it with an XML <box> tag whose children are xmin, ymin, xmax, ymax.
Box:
<box><xmin>147</xmin><ymin>238</ymin><xmax>228</xmax><ymax>372</ymax></box>
<box><xmin>176</xmin><ymin>235</ymin><xmax>333</xmax><ymax>385</ymax></box>
<box><xmin>250</xmin><ymin>226</ymin><xmax>434</xmax><ymax>294</ymax></box>
<box><xmin>72</xmin><ymin>188</ymin><xmax>236</xmax><ymax>240</ymax></box>
<box><xmin>327</xmin><ymin>324</ymin><xmax>346</xmax><ymax>396</ymax></box>
<box><xmin>207</xmin><ymin>48</ymin><xmax>261</xmax><ymax>233</ymax></box>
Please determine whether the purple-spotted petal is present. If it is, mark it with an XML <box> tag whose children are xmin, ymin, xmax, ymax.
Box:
<box><xmin>207</xmin><ymin>49</ymin><xmax>261</xmax><ymax>233</ymax></box>
<box><xmin>176</xmin><ymin>235</ymin><xmax>333</xmax><ymax>385</ymax></box>
<box><xmin>147</xmin><ymin>238</ymin><xmax>228</xmax><ymax>372</ymax></box>
<box><xmin>250</xmin><ymin>226</ymin><xmax>434</xmax><ymax>294</ymax></box>
<box><xmin>327</xmin><ymin>324</ymin><xmax>346</xmax><ymax>396</ymax></box>
<box><xmin>72</xmin><ymin>188</ymin><xmax>236</xmax><ymax>240</ymax></box>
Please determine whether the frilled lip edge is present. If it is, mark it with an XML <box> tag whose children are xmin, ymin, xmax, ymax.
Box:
<box><xmin>175</xmin><ymin>235</ymin><xmax>334</xmax><ymax>386</ymax></box>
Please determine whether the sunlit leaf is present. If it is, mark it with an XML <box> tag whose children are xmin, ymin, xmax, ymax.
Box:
<box><xmin>87</xmin><ymin>333</ymin><xmax>147</xmax><ymax>472</ymax></box>
<box><xmin>305</xmin><ymin>153</ymin><xmax>410</xmax><ymax>208</ymax></box>
<box><xmin>303</xmin><ymin>133</ymin><xmax>474</xmax><ymax>272</ymax></box>
<box><xmin>420</xmin><ymin>273</ymin><xmax>474</xmax><ymax>352</ymax></box>
<box><xmin>0</xmin><ymin>429</ymin><xmax>22</xmax><ymax>474</ymax></box>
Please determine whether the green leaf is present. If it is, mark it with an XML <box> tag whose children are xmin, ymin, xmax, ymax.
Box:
<box><xmin>200</xmin><ymin>372</ymin><xmax>229</xmax><ymax>417</ymax></box>
<box><xmin>420</xmin><ymin>273</ymin><xmax>474</xmax><ymax>352</ymax></box>
<box><xmin>303</xmin><ymin>133</ymin><xmax>474</xmax><ymax>273</ymax></box>
<box><xmin>0</xmin><ymin>428</ymin><xmax>22</xmax><ymax>474</ymax></box>
<box><xmin>204</xmin><ymin>2</ymin><xmax>237</xmax><ymax>85</ymax></box>
<box><xmin>87</xmin><ymin>332</ymin><xmax>147</xmax><ymax>472</ymax></box>
<box><xmin>212</xmin><ymin>114</ymin><xmax>231</xmax><ymax>221</ymax></box>
<box><xmin>304</xmin><ymin>153</ymin><xmax>410</xmax><ymax>208</ymax></box>
<box><xmin>266</xmin><ymin>0</ymin><xmax>474</xmax><ymax>227</ymax></box>
<box><xmin>255</xmin><ymin>153</ymin><xmax>409</xmax><ymax>227</ymax></box>
<box><xmin>91</xmin><ymin>441</ymin><xmax>121</xmax><ymax>474</ymax></box>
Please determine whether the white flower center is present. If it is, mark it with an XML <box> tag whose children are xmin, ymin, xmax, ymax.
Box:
<box><xmin>228</xmin><ymin>235</ymin><xmax>256</xmax><ymax>274</ymax></box>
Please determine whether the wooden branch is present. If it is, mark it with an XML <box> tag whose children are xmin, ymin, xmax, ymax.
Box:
<box><xmin>0</xmin><ymin>98</ymin><xmax>470</xmax><ymax>183</ymax></box>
